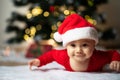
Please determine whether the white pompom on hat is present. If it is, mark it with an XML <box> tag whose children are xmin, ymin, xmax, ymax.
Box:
<box><xmin>54</xmin><ymin>14</ymin><xmax>98</xmax><ymax>47</ymax></box>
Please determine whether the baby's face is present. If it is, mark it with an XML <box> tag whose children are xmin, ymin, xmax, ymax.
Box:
<box><xmin>66</xmin><ymin>39</ymin><xmax>95</xmax><ymax>62</ymax></box>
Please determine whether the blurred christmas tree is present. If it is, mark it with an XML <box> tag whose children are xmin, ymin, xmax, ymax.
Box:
<box><xmin>6</xmin><ymin>0</ymin><xmax>108</xmax><ymax>44</ymax></box>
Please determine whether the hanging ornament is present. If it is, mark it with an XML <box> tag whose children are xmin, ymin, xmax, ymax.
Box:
<box><xmin>49</xmin><ymin>6</ymin><xmax>55</xmax><ymax>12</ymax></box>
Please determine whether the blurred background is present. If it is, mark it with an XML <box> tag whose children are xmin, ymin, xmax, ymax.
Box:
<box><xmin>0</xmin><ymin>0</ymin><xmax>120</xmax><ymax>66</ymax></box>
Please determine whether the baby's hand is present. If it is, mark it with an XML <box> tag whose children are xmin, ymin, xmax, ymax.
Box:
<box><xmin>109</xmin><ymin>61</ymin><xmax>120</xmax><ymax>72</ymax></box>
<box><xmin>28</xmin><ymin>59</ymin><xmax>40</xmax><ymax>70</ymax></box>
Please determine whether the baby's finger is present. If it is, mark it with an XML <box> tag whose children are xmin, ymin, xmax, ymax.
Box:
<box><xmin>29</xmin><ymin>62</ymin><xmax>33</xmax><ymax>71</ymax></box>
<box><xmin>29</xmin><ymin>65</ymin><xmax>32</xmax><ymax>71</ymax></box>
<box><xmin>109</xmin><ymin>63</ymin><xmax>114</xmax><ymax>69</ymax></box>
<box><xmin>116</xmin><ymin>63</ymin><xmax>120</xmax><ymax>72</ymax></box>
<box><xmin>110</xmin><ymin>63</ymin><xmax>117</xmax><ymax>71</ymax></box>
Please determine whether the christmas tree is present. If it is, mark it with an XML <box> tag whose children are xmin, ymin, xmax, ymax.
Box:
<box><xmin>6</xmin><ymin>0</ymin><xmax>108</xmax><ymax>44</ymax></box>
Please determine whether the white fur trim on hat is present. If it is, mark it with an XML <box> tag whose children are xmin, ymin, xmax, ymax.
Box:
<box><xmin>62</xmin><ymin>27</ymin><xmax>98</xmax><ymax>47</ymax></box>
<box><xmin>53</xmin><ymin>32</ymin><xmax>62</xmax><ymax>42</ymax></box>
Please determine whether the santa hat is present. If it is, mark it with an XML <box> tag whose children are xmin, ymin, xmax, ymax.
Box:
<box><xmin>54</xmin><ymin>14</ymin><xmax>98</xmax><ymax>47</ymax></box>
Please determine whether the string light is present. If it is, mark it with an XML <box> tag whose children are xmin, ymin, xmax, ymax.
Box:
<box><xmin>32</xmin><ymin>7</ymin><xmax>43</xmax><ymax>16</ymax></box>
<box><xmin>25</xmin><ymin>28</ymin><xmax>30</xmax><ymax>34</ymax></box>
<box><xmin>24</xmin><ymin>34</ymin><xmax>29</xmax><ymax>41</ymax></box>
<box><xmin>85</xmin><ymin>15</ymin><xmax>97</xmax><ymax>25</ymax></box>
<box><xmin>43</xmin><ymin>11</ymin><xmax>49</xmax><ymax>17</ymax></box>
<box><xmin>50</xmin><ymin>33</ymin><xmax>54</xmax><ymax>38</ymax></box>
<box><xmin>64</xmin><ymin>10</ymin><xmax>70</xmax><ymax>15</ymax></box>
<box><xmin>30</xmin><ymin>26</ymin><xmax>36</xmax><ymax>36</ymax></box>
<box><xmin>57</xmin><ymin>21</ymin><xmax>61</xmax><ymax>27</ymax></box>
<box><xmin>26</xmin><ymin>12</ymin><xmax>32</xmax><ymax>19</ymax></box>
<box><xmin>53</xmin><ymin>11</ymin><xmax>59</xmax><ymax>17</ymax></box>
<box><xmin>36</xmin><ymin>24</ymin><xmax>42</xmax><ymax>31</ymax></box>
<box><xmin>70</xmin><ymin>11</ymin><xmax>76</xmax><ymax>14</ymax></box>
<box><xmin>51</xmin><ymin>24</ymin><xmax>57</xmax><ymax>31</ymax></box>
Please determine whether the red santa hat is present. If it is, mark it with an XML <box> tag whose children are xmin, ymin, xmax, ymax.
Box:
<box><xmin>54</xmin><ymin>14</ymin><xmax>98</xmax><ymax>47</ymax></box>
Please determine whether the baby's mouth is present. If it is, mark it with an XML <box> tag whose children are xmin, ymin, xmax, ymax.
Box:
<box><xmin>75</xmin><ymin>53</ymin><xmax>85</xmax><ymax>57</ymax></box>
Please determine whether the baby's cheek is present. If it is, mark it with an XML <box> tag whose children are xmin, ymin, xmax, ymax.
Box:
<box><xmin>86</xmin><ymin>50</ymin><xmax>93</xmax><ymax>57</ymax></box>
<box><xmin>67</xmin><ymin>50</ymin><xmax>73</xmax><ymax>57</ymax></box>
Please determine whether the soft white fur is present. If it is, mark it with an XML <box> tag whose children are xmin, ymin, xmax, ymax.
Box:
<box><xmin>1</xmin><ymin>62</ymin><xmax>120</xmax><ymax>80</ymax></box>
<box><xmin>54</xmin><ymin>27</ymin><xmax>98</xmax><ymax>47</ymax></box>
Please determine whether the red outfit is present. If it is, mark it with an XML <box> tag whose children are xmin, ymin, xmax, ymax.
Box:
<box><xmin>38</xmin><ymin>49</ymin><xmax>120</xmax><ymax>72</ymax></box>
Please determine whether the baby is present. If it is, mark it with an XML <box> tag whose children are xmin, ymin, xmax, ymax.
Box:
<box><xmin>28</xmin><ymin>14</ymin><xmax>120</xmax><ymax>72</ymax></box>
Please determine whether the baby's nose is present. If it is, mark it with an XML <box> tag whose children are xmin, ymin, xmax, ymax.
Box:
<box><xmin>76</xmin><ymin>47</ymin><xmax>82</xmax><ymax>52</ymax></box>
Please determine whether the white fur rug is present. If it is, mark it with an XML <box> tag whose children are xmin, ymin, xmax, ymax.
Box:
<box><xmin>0</xmin><ymin>62</ymin><xmax>120</xmax><ymax>80</ymax></box>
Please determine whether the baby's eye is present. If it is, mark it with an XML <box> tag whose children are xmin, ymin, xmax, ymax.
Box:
<box><xmin>70</xmin><ymin>44</ymin><xmax>76</xmax><ymax>47</ymax></box>
<box><xmin>82</xmin><ymin>43</ymin><xmax>88</xmax><ymax>47</ymax></box>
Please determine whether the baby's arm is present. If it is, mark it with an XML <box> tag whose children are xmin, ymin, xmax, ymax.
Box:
<box><xmin>28</xmin><ymin>59</ymin><xmax>40</xmax><ymax>70</ymax></box>
<box><xmin>28</xmin><ymin>49</ymin><xmax>57</xmax><ymax>70</ymax></box>
<box><xmin>109</xmin><ymin>61</ymin><xmax>120</xmax><ymax>72</ymax></box>
<box><xmin>106</xmin><ymin>50</ymin><xmax>120</xmax><ymax>72</ymax></box>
